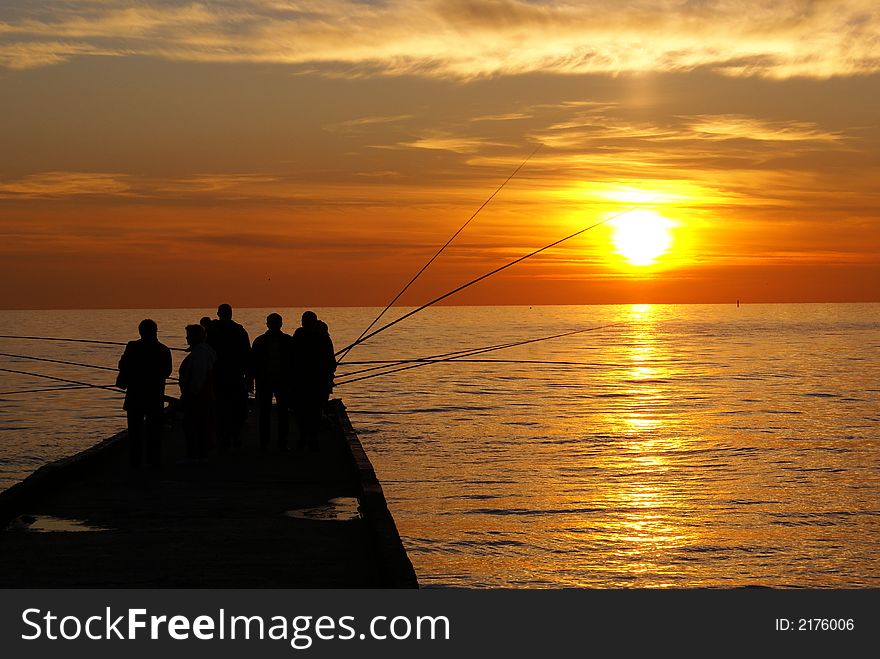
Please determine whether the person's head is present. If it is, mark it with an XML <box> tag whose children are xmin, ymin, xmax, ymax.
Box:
<box><xmin>217</xmin><ymin>303</ymin><xmax>233</xmax><ymax>321</ymax></box>
<box><xmin>301</xmin><ymin>310</ymin><xmax>318</xmax><ymax>329</ymax></box>
<box><xmin>185</xmin><ymin>323</ymin><xmax>206</xmax><ymax>346</ymax></box>
<box><xmin>199</xmin><ymin>316</ymin><xmax>212</xmax><ymax>330</ymax></box>
<box><xmin>316</xmin><ymin>320</ymin><xmax>328</xmax><ymax>335</ymax></box>
<box><xmin>138</xmin><ymin>318</ymin><xmax>158</xmax><ymax>340</ymax></box>
<box><xmin>266</xmin><ymin>313</ymin><xmax>283</xmax><ymax>330</ymax></box>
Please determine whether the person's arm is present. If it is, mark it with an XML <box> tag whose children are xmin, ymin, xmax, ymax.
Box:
<box><xmin>161</xmin><ymin>345</ymin><xmax>173</xmax><ymax>380</ymax></box>
<box><xmin>326</xmin><ymin>337</ymin><xmax>337</xmax><ymax>373</ymax></box>
<box><xmin>116</xmin><ymin>342</ymin><xmax>133</xmax><ymax>389</ymax></box>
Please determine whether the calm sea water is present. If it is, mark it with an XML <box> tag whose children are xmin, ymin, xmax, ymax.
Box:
<box><xmin>1</xmin><ymin>304</ymin><xmax>878</xmax><ymax>588</ymax></box>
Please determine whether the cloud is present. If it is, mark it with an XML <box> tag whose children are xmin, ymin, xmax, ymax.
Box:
<box><xmin>471</xmin><ymin>113</ymin><xmax>533</xmax><ymax>122</ymax></box>
<box><xmin>399</xmin><ymin>133</ymin><xmax>510</xmax><ymax>153</ymax></box>
<box><xmin>522</xmin><ymin>112</ymin><xmax>852</xmax><ymax>180</ymax></box>
<box><xmin>153</xmin><ymin>174</ymin><xmax>281</xmax><ymax>196</ymax></box>
<box><xmin>354</xmin><ymin>170</ymin><xmax>403</xmax><ymax>178</ymax></box>
<box><xmin>1</xmin><ymin>1</ymin><xmax>879</xmax><ymax>78</ymax></box>
<box><xmin>686</xmin><ymin>115</ymin><xmax>844</xmax><ymax>143</ymax></box>
<box><xmin>327</xmin><ymin>115</ymin><xmax>413</xmax><ymax>131</ymax></box>
<box><xmin>0</xmin><ymin>169</ymin><xmax>491</xmax><ymax>205</ymax></box>
<box><xmin>0</xmin><ymin>171</ymin><xmax>131</xmax><ymax>197</ymax></box>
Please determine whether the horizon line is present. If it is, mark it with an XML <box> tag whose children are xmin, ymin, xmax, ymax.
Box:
<box><xmin>2</xmin><ymin>300</ymin><xmax>879</xmax><ymax>313</ymax></box>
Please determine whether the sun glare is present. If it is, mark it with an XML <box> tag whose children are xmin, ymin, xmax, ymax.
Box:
<box><xmin>611</xmin><ymin>210</ymin><xmax>674</xmax><ymax>266</ymax></box>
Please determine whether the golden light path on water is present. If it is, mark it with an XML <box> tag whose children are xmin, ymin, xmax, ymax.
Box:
<box><xmin>1</xmin><ymin>304</ymin><xmax>879</xmax><ymax>587</ymax></box>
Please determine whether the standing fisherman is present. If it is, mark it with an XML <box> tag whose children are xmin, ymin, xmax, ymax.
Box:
<box><xmin>291</xmin><ymin>311</ymin><xmax>337</xmax><ymax>450</ymax></box>
<box><xmin>250</xmin><ymin>313</ymin><xmax>294</xmax><ymax>451</ymax></box>
<box><xmin>208</xmin><ymin>303</ymin><xmax>251</xmax><ymax>450</ymax></box>
<box><xmin>179</xmin><ymin>324</ymin><xmax>217</xmax><ymax>460</ymax></box>
<box><xmin>117</xmin><ymin>319</ymin><xmax>172</xmax><ymax>469</ymax></box>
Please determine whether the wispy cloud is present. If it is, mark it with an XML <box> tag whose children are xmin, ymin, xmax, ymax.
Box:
<box><xmin>687</xmin><ymin>115</ymin><xmax>844</xmax><ymax>143</ymax></box>
<box><xmin>471</xmin><ymin>112</ymin><xmax>533</xmax><ymax>122</ymax></box>
<box><xmin>327</xmin><ymin>115</ymin><xmax>413</xmax><ymax>131</ymax></box>
<box><xmin>0</xmin><ymin>169</ymin><xmax>486</xmax><ymax>204</ymax></box>
<box><xmin>153</xmin><ymin>174</ymin><xmax>281</xmax><ymax>196</ymax></box>
<box><xmin>354</xmin><ymin>170</ymin><xmax>402</xmax><ymax>178</ymax></box>
<box><xmin>399</xmin><ymin>133</ymin><xmax>509</xmax><ymax>153</ymax></box>
<box><xmin>0</xmin><ymin>171</ymin><xmax>131</xmax><ymax>197</ymax></box>
<box><xmin>1</xmin><ymin>1</ymin><xmax>878</xmax><ymax>78</ymax></box>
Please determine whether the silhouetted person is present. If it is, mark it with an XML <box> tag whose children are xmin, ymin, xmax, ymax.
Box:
<box><xmin>199</xmin><ymin>315</ymin><xmax>213</xmax><ymax>337</ymax></box>
<box><xmin>179</xmin><ymin>324</ymin><xmax>217</xmax><ymax>460</ymax></box>
<box><xmin>117</xmin><ymin>319</ymin><xmax>172</xmax><ymax>469</ymax></box>
<box><xmin>251</xmin><ymin>313</ymin><xmax>294</xmax><ymax>451</ymax></box>
<box><xmin>208</xmin><ymin>303</ymin><xmax>250</xmax><ymax>449</ymax></box>
<box><xmin>291</xmin><ymin>311</ymin><xmax>337</xmax><ymax>450</ymax></box>
<box><xmin>315</xmin><ymin>319</ymin><xmax>336</xmax><ymax>397</ymax></box>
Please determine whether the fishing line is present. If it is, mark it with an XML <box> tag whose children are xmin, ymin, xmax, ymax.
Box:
<box><xmin>0</xmin><ymin>367</ymin><xmax>123</xmax><ymax>394</ymax></box>
<box><xmin>335</xmin><ymin>324</ymin><xmax>620</xmax><ymax>382</ymax></box>
<box><xmin>0</xmin><ymin>335</ymin><xmax>188</xmax><ymax>352</ymax></box>
<box><xmin>340</xmin><ymin>358</ymin><xmax>607</xmax><ymax>369</ymax></box>
<box><xmin>0</xmin><ymin>352</ymin><xmax>180</xmax><ymax>381</ymax></box>
<box><xmin>336</xmin><ymin>145</ymin><xmax>542</xmax><ymax>364</ymax></box>
<box><xmin>0</xmin><ymin>384</ymin><xmax>93</xmax><ymax>396</ymax></box>
<box><xmin>335</xmin><ymin>336</ymin><xmax>532</xmax><ymax>380</ymax></box>
<box><xmin>336</xmin><ymin>202</ymin><xmax>653</xmax><ymax>356</ymax></box>
<box><xmin>0</xmin><ymin>351</ymin><xmax>117</xmax><ymax>371</ymax></box>
<box><xmin>335</xmin><ymin>323</ymin><xmax>619</xmax><ymax>387</ymax></box>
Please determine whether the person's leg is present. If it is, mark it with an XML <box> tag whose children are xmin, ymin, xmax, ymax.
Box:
<box><xmin>275</xmin><ymin>382</ymin><xmax>289</xmax><ymax>451</ymax></box>
<box><xmin>257</xmin><ymin>383</ymin><xmax>272</xmax><ymax>449</ymax></box>
<box><xmin>183</xmin><ymin>410</ymin><xmax>197</xmax><ymax>459</ymax></box>
<box><xmin>215</xmin><ymin>384</ymin><xmax>233</xmax><ymax>451</ymax></box>
<box><xmin>305</xmin><ymin>391</ymin><xmax>322</xmax><ymax>450</ymax></box>
<box><xmin>233</xmin><ymin>379</ymin><xmax>248</xmax><ymax>448</ymax></box>
<box><xmin>127</xmin><ymin>409</ymin><xmax>144</xmax><ymax>469</ymax></box>
<box><xmin>144</xmin><ymin>407</ymin><xmax>163</xmax><ymax>467</ymax></box>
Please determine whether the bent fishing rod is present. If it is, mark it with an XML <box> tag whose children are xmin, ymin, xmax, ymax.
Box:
<box><xmin>336</xmin><ymin>201</ymin><xmax>653</xmax><ymax>358</ymax></box>
<box><xmin>336</xmin><ymin>145</ymin><xmax>542</xmax><ymax>365</ymax></box>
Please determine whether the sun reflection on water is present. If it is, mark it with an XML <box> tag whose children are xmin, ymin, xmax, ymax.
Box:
<box><xmin>589</xmin><ymin>304</ymin><xmax>703</xmax><ymax>585</ymax></box>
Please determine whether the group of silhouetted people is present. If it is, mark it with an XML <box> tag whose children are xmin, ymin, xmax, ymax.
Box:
<box><xmin>116</xmin><ymin>305</ymin><xmax>337</xmax><ymax>468</ymax></box>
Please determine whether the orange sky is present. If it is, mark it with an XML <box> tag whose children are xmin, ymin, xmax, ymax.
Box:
<box><xmin>1</xmin><ymin>1</ymin><xmax>879</xmax><ymax>308</ymax></box>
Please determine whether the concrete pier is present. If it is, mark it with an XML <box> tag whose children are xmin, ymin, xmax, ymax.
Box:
<box><xmin>0</xmin><ymin>399</ymin><xmax>417</xmax><ymax>588</ymax></box>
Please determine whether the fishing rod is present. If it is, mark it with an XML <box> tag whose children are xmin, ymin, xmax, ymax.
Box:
<box><xmin>335</xmin><ymin>145</ymin><xmax>541</xmax><ymax>364</ymax></box>
<box><xmin>0</xmin><ymin>367</ymin><xmax>123</xmax><ymax>395</ymax></box>
<box><xmin>0</xmin><ymin>335</ymin><xmax>188</xmax><ymax>352</ymax></box>
<box><xmin>336</xmin><ymin>202</ymin><xmax>653</xmax><ymax>357</ymax></box>
<box><xmin>0</xmin><ymin>351</ymin><xmax>180</xmax><ymax>382</ymax></box>
<box><xmin>335</xmin><ymin>323</ymin><xmax>620</xmax><ymax>387</ymax></box>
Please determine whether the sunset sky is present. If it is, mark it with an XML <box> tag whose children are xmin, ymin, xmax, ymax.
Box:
<box><xmin>1</xmin><ymin>0</ymin><xmax>878</xmax><ymax>308</ymax></box>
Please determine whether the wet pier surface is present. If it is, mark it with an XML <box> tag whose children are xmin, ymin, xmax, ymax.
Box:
<box><xmin>0</xmin><ymin>400</ymin><xmax>416</xmax><ymax>588</ymax></box>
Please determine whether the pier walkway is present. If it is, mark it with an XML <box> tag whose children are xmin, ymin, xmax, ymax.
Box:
<box><xmin>0</xmin><ymin>400</ymin><xmax>417</xmax><ymax>588</ymax></box>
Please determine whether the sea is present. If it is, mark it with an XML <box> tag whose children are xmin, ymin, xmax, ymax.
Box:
<box><xmin>1</xmin><ymin>303</ymin><xmax>878</xmax><ymax>588</ymax></box>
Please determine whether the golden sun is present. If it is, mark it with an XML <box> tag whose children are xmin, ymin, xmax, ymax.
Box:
<box><xmin>611</xmin><ymin>209</ymin><xmax>674</xmax><ymax>266</ymax></box>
